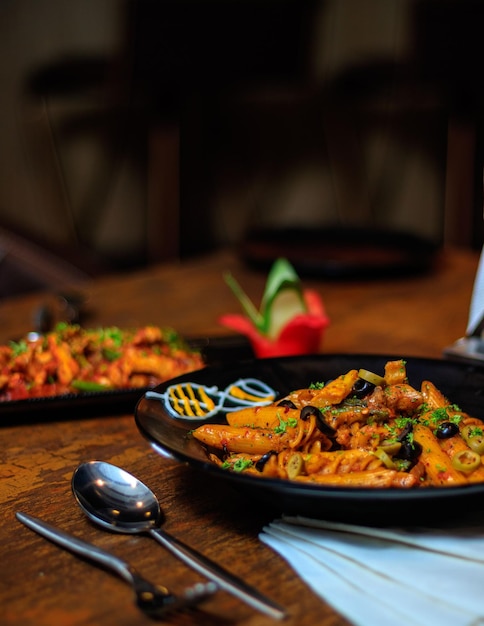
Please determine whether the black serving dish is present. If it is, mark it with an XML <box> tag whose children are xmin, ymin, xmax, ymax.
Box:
<box><xmin>135</xmin><ymin>354</ymin><xmax>484</xmax><ymax>524</ymax></box>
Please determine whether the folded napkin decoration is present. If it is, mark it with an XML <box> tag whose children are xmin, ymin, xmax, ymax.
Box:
<box><xmin>467</xmin><ymin>244</ymin><xmax>484</xmax><ymax>337</ymax></box>
<box><xmin>444</xmin><ymin>244</ymin><xmax>484</xmax><ymax>362</ymax></box>
<box><xmin>260</xmin><ymin>516</ymin><xmax>484</xmax><ymax>626</ymax></box>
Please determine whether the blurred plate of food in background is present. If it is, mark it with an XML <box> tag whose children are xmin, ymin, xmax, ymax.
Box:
<box><xmin>0</xmin><ymin>324</ymin><xmax>253</xmax><ymax>423</ymax></box>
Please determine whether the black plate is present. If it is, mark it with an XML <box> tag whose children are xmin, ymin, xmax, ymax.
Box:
<box><xmin>0</xmin><ymin>387</ymin><xmax>152</xmax><ymax>425</ymax></box>
<box><xmin>135</xmin><ymin>354</ymin><xmax>484</xmax><ymax>524</ymax></box>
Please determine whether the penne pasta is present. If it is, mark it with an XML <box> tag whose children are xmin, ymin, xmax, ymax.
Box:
<box><xmin>439</xmin><ymin>433</ymin><xmax>484</xmax><ymax>483</ymax></box>
<box><xmin>303</xmin><ymin>449</ymin><xmax>383</xmax><ymax>475</ymax></box>
<box><xmin>284</xmin><ymin>370</ymin><xmax>359</xmax><ymax>408</ymax></box>
<box><xmin>226</xmin><ymin>405</ymin><xmax>299</xmax><ymax>429</ymax></box>
<box><xmin>193</xmin><ymin>424</ymin><xmax>292</xmax><ymax>454</ymax></box>
<box><xmin>413</xmin><ymin>423</ymin><xmax>467</xmax><ymax>485</ymax></box>
<box><xmin>294</xmin><ymin>469</ymin><xmax>417</xmax><ymax>488</ymax></box>
<box><xmin>421</xmin><ymin>380</ymin><xmax>449</xmax><ymax>409</ymax></box>
<box><xmin>191</xmin><ymin>360</ymin><xmax>484</xmax><ymax>489</ymax></box>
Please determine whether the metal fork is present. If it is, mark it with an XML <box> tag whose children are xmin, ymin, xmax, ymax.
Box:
<box><xmin>16</xmin><ymin>512</ymin><xmax>217</xmax><ymax>619</ymax></box>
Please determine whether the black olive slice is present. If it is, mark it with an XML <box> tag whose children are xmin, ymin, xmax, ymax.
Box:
<box><xmin>300</xmin><ymin>405</ymin><xmax>336</xmax><ymax>437</ymax></box>
<box><xmin>435</xmin><ymin>421</ymin><xmax>459</xmax><ymax>439</ymax></box>
<box><xmin>351</xmin><ymin>378</ymin><xmax>375</xmax><ymax>399</ymax></box>
<box><xmin>397</xmin><ymin>422</ymin><xmax>414</xmax><ymax>442</ymax></box>
<box><xmin>255</xmin><ymin>450</ymin><xmax>277</xmax><ymax>472</ymax></box>
<box><xmin>277</xmin><ymin>399</ymin><xmax>297</xmax><ymax>410</ymax></box>
<box><xmin>395</xmin><ymin>440</ymin><xmax>423</xmax><ymax>462</ymax></box>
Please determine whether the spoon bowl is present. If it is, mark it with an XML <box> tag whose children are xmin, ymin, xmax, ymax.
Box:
<box><xmin>72</xmin><ymin>461</ymin><xmax>162</xmax><ymax>532</ymax></box>
<box><xmin>72</xmin><ymin>460</ymin><xmax>285</xmax><ymax>620</ymax></box>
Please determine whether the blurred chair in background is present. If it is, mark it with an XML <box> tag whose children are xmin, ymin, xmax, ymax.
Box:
<box><xmin>4</xmin><ymin>0</ymin><xmax>484</xmax><ymax>297</ymax></box>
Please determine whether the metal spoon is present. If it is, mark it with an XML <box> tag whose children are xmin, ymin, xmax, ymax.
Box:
<box><xmin>72</xmin><ymin>461</ymin><xmax>286</xmax><ymax>620</ymax></box>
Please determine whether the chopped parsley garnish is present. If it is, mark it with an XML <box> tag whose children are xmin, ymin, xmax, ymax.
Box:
<box><xmin>395</xmin><ymin>416</ymin><xmax>416</xmax><ymax>429</ymax></box>
<box><xmin>99</xmin><ymin>327</ymin><xmax>124</xmax><ymax>347</ymax></box>
<box><xmin>309</xmin><ymin>381</ymin><xmax>325</xmax><ymax>389</ymax></box>
<box><xmin>9</xmin><ymin>340</ymin><xmax>28</xmax><ymax>357</ymax></box>
<box><xmin>274</xmin><ymin>413</ymin><xmax>298</xmax><ymax>434</ymax></box>
<box><xmin>394</xmin><ymin>458</ymin><xmax>411</xmax><ymax>471</ymax></box>
<box><xmin>55</xmin><ymin>321</ymin><xmax>70</xmax><ymax>332</ymax></box>
<box><xmin>421</xmin><ymin>406</ymin><xmax>463</xmax><ymax>426</ymax></box>
<box><xmin>429</xmin><ymin>407</ymin><xmax>450</xmax><ymax>423</ymax></box>
<box><xmin>448</xmin><ymin>413</ymin><xmax>463</xmax><ymax>425</ymax></box>
<box><xmin>102</xmin><ymin>348</ymin><xmax>122</xmax><ymax>361</ymax></box>
<box><xmin>223</xmin><ymin>458</ymin><xmax>253</xmax><ymax>472</ymax></box>
<box><xmin>467</xmin><ymin>426</ymin><xmax>483</xmax><ymax>438</ymax></box>
<box><xmin>162</xmin><ymin>327</ymin><xmax>184</xmax><ymax>348</ymax></box>
<box><xmin>384</xmin><ymin>424</ymin><xmax>398</xmax><ymax>437</ymax></box>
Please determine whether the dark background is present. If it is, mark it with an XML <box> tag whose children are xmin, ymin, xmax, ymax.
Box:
<box><xmin>1</xmin><ymin>0</ymin><xmax>484</xmax><ymax>289</ymax></box>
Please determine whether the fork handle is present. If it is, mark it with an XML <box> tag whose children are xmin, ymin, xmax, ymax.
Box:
<box><xmin>149</xmin><ymin>527</ymin><xmax>286</xmax><ymax>620</ymax></box>
<box><xmin>16</xmin><ymin>512</ymin><xmax>136</xmax><ymax>586</ymax></box>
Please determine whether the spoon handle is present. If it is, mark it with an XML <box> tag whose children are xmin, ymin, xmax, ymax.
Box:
<box><xmin>149</xmin><ymin>527</ymin><xmax>286</xmax><ymax>620</ymax></box>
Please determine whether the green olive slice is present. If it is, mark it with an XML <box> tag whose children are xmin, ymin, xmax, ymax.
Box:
<box><xmin>374</xmin><ymin>447</ymin><xmax>396</xmax><ymax>470</ymax></box>
<box><xmin>452</xmin><ymin>450</ymin><xmax>481</xmax><ymax>473</ymax></box>
<box><xmin>287</xmin><ymin>452</ymin><xmax>304</xmax><ymax>479</ymax></box>
<box><xmin>461</xmin><ymin>425</ymin><xmax>484</xmax><ymax>455</ymax></box>
<box><xmin>379</xmin><ymin>441</ymin><xmax>402</xmax><ymax>456</ymax></box>
<box><xmin>358</xmin><ymin>369</ymin><xmax>385</xmax><ymax>387</ymax></box>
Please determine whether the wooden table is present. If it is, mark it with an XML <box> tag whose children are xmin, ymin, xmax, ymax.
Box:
<box><xmin>0</xmin><ymin>246</ymin><xmax>480</xmax><ymax>626</ymax></box>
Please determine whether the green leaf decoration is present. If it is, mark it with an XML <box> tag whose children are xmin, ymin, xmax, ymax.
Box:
<box><xmin>260</xmin><ymin>258</ymin><xmax>306</xmax><ymax>337</ymax></box>
<box><xmin>223</xmin><ymin>271</ymin><xmax>264</xmax><ymax>330</ymax></box>
<box><xmin>224</xmin><ymin>258</ymin><xmax>307</xmax><ymax>337</ymax></box>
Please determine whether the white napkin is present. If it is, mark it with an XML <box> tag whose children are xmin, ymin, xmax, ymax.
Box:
<box><xmin>467</xmin><ymin>244</ymin><xmax>484</xmax><ymax>336</ymax></box>
<box><xmin>260</xmin><ymin>515</ymin><xmax>484</xmax><ymax>626</ymax></box>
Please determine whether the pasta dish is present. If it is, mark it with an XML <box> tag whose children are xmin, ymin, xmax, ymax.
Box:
<box><xmin>191</xmin><ymin>359</ymin><xmax>484</xmax><ymax>488</ymax></box>
<box><xmin>0</xmin><ymin>323</ymin><xmax>204</xmax><ymax>401</ymax></box>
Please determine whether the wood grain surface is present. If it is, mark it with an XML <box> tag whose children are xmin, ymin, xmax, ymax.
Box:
<box><xmin>0</xmin><ymin>246</ymin><xmax>479</xmax><ymax>626</ymax></box>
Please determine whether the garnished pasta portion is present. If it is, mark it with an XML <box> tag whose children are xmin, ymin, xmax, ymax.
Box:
<box><xmin>0</xmin><ymin>323</ymin><xmax>204</xmax><ymax>400</ymax></box>
<box><xmin>191</xmin><ymin>360</ymin><xmax>484</xmax><ymax>488</ymax></box>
